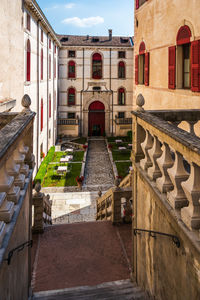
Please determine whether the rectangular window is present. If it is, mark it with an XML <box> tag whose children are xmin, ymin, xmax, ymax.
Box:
<box><xmin>139</xmin><ymin>54</ymin><xmax>145</xmax><ymax>84</ymax></box>
<box><xmin>118</xmin><ymin>51</ymin><xmax>126</xmax><ymax>59</ymax></box>
<box><xmin>183</xmin><ymin>44</ymin><xmax>190</xmax><ymax>88</ymax></box>
<box><xmin>41</xmin><ymin>29</ymin><xmax>43</xmax><ymax>42</ymax></box>
<box><xmin>68</xmin><ymin>50</ymin><xmax>76</xmax><ymax>57</ymax></box>
<box><xmin>49</xmin><ymin>39</ymin><xmax>51</xmax><ymax>49</ymax></box>
<box><xmin>118</xmin><ymin>112</ymin><xmax>125</xmax><ymax>118</ymax></box>
<box><xmin>26</xmin><ymin>13</ymin><xmax>31</xmax><ymax>31</ymax></box>
<box><xmin>68</xmin><ymin>113</ymin><xmax>75</xmax><ymax>119</ymax></box>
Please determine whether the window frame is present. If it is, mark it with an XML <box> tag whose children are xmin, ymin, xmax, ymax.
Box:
<box><xmin>26</xmin><ymin>39</ymin><xmax>31</xmax><ymax>82</ymax></box>
<box><xmin>118</xmin><ymin>51</ymin><xmax>126</xmax><ymax>59</ymax></box>
<box><xmin>118</xmin><ymin>88</ymin><xmax>126</xmax><ymax>105</ymax></box>
<box><xmin>68</xmin><ymin>60</ymin><xmax>76</xmax><ymax>79</ymax></box>
<box><xmin>118</xmin><ymin>61</ymin><xmax>126</xmax><ymax>79</ymax></box>
<box><xmin>68</xmin><ymin>50</ymin><xmax>76</xmax><ymax>58</ymax></box>
<box><xmin>26</xmin><ymin>13</ymin><xmax>31</xmax><ymax>31</ymax></box>
<box><xmin>92</xmin><ymin>53</ymin><xmax>103</xmax><ymax>79</ymax></box>
<box><xmin>68</xmin><ymin>87</ymin><xmax>76</xmax><ymax>106</ymax></box>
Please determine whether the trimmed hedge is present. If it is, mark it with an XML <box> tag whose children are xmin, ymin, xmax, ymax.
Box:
<box><xmin>34</xmin><ymin>146</ymin><xmax>55</xmax><ymax>184</ymax></box>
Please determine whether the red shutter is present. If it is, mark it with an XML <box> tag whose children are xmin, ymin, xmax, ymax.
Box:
<box><xmin>26</xmin><ymin>40</ymin><xmax>31</xmax><ymax>82</ymax></box>
<box><xmin>41</xmin><ymin>99</ymin><xmax>43</xmax><ymax>132</ymax></box>
<box><xmin>41</xmin><ymin>49</ymin><xmax>43</xmax><ymax>80</ymax></box>
<box><xmin>168</xmin><ymin>46</ymin><xmax>176</xmax><ymax>89</ymax></box>
<box><xmin>135</xmin><ymin>55</ymin><xmax>139</xmax><ymax>85</ymax></box>
<box><xmin>136</xmin><ymin>0</ymin><xmax>139</xmax><ymax>9</ymax></box>
<box><xmin>49</xmin><ymin>54</ymin><xmax>51</xmax><ymax>79</ymax></box>
<box><xmin>145</xmin><ymin>52</ymin><xmax>149</xmax><ymax>86</ymax></box>
<box><xmin>191</xmin><ymin>40</ymin><xmax>200</xmax><ymax>92</ymax></box>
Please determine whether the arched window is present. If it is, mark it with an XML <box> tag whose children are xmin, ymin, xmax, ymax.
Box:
<box><xmin>177</xmin><ymin>25</ymin><xmax>191</xmax><ymax>45</ymax></box>
<box><xmin>118</xmin><ymin>61</ymin><xmax>125</xmax><ymax>79</ymax></box>
<box><xmin>26</xmin><ymin>39</ymin><xmax>31</xmax><ymax>82</ymax></box>
<box><xmin>68</xmin><ymin>88</ymin><xmax>75</xmax><ymax>105</ymax></box>
<box><xmin>92</xmin><ymin>53</ymin><xmax>102</xmax><ymax>79</ymax></box>
<box><xmin>135</xmin><ymin>41</ymin><xmax>149</xmax><ymax>86</ymax></box>
<box><xmin>41</xmin><ymin>98</ymin><xmax>43</xmax><ymax>132</ymax></box>
<box><xmin>41</xmin><ymin>48</ymin><xmax>43</xmax><ymax>80</ymax></box>
<box><xmin>118</xmin><ymin>88</ymin><xmax>125</xmax><ymax>105</ymax></box>
<box><xmin>68</xmin><ymin>60</ymin><xmax>75</xmax><ymax>78</ymax></box>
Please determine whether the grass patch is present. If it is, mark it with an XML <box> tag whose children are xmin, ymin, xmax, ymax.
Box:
<box><xmin>42</xmin><ymin>163</ymin><xmax>82</xmax><ymax>187</ymax></box>
<box><xmin>52</xmin><ymin>151</ymin><xmax>66</xmax><ymax>162</ymax></box>
<box><xmin>52</xmin><ymin>151</ymin><xmax>84</xmax><ymax>163</ymax></box>
<box><xmin>72</xmin><ymin>137</ymin><xmax>87</xmax><ymax>145</ymax></box>
<box><xmin>112</xmin><ymin>150</ymin><xmax>131</xmax><ymax>161</ymax></box>
<box><xmin>34</xmin><ymin>147</ymin><xmax>55</xmax><ymax>184</ymax></box>
<box><xmin>73</xmin><ymin>151</ymin><xmax>84</xmax><ymax>161</ymax></box>
<box><xmin>109</xmin><ymin>142</ymin><xmax>130</xmax><ymax>150</ymax></box>
<box><xmin>116</xmin><ymin>162</ymin><xmax>132</xmax><ymax>179</ymax></box>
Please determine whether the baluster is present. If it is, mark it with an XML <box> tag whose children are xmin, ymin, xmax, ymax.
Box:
<box><xmin>19</xmin><ymin>142</ymin><xmax>30</xmax><ymax>177</ymax></box>
<box><xmin>167</xmin><ymin>151</ymin><xmax>189</xmax><ymax>209</ymax></box>
<box><xmin>0</xmin><ymin>165</ymin><xmax>14</xmax><ymax>193</ymax></box>
<box><xmin>147</xmin><ymin>136</ymin><xmax>162</xmax><ymax>180</ymax></box>
<box><xmin>156</xmin><ymin>143</ymin><xmax>174</xmax><ymax>193</ymax></box>
<box><xmin>13</xmin><ymin>149</ymin><xmax>26</xmax><ymax>189</ymax></box>
<box><xmin>181</xmin><ymin>162</ymin><xmax>200</xmax><ymax>230</ymax></box>
<box><xmin>140</xmin><ymin>130</ymin><xmax>153</xmax><ymax>171</ymax></box>
<box><xmin>6</xmin><ymin>157</ymin><xmax>21</xmax><ymax>203</ymax></box>
<box><xmin>0</xmin><ymin>220</ymin><xmax>6</xmax><ymax>245</ymax></box>
<box><xmin>0</xmin><ymin>192</ymin><xmax>14</xmax><ymax>223</ymax></box>
<box><xmin>188</xmin><ymin>121</ymin><xmax>196</xmax><ymax>135</ymax></box>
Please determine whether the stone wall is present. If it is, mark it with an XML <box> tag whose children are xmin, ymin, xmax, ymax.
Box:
<box><xmin>133</xmin><ymin>165</ymin><xmax>200</xmax><ymax>300</ymax></box>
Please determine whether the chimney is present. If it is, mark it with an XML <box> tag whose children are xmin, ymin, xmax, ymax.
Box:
<box><xmin>108</xmin><ymin>29</ymin><xmax>112</xmax><ymax>41</ymax></box>
<box><xmin>86</xmin><ymin>35</ymin><xmax>89</xmax><ymax>40</ymax></box>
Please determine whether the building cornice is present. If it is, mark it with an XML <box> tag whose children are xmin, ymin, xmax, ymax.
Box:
<box><xmin>24</xmin><ymin>0</ymin><xmax>61</xmax><ymax>47</ymax></box>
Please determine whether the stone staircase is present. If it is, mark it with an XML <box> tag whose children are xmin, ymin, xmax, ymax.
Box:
<box><xmin>33</xmin><ymin>279</ymin><xmax>149</xmax><ymax>300</ymax></box>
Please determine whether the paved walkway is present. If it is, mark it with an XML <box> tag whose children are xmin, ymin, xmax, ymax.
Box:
<box><xmin>84</xmin><ymin>139</ymin><xmax>115</xmax><ymax>189</ymax></box>
<box><xmin>32</xmin><ymin>221</ymin><xmax>132</xmax><ymax>293</ymax></box>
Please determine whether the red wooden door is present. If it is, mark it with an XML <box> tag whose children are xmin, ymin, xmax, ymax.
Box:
<box><xmin>88</xmin><ymin>101</ymin><xmax>105</xmax><ymax>136</ymax></box>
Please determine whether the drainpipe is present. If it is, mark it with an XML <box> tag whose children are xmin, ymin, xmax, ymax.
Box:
<box><xmin>110</xmin><ymin>48</ymin><xmax>114</xmax><ymax>136</ymax></box>
<box><xmin>36</xmin><ymin>20</ymin><xmax>40</xmax><ymax>172</ymax></box>
<box><xmin>46</xmin><ymin>33</ymin><xmax>49</xmax><ymax>154</ymax></box>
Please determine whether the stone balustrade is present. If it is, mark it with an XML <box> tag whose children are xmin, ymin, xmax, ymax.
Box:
<box><xmin>96</xmin><ymin>180</ymin><xmax>132</xmax><ymax>224</ymax></box>
<box><xmin>132</xmin><ymin>100</ymin><xmax>200</xmax><ymax>231</ymax></box>
<box><xmin>0</xmin><ymin>95</ymin><xmax>35</xmax><ymax>251</ymax></box>
<box><xmin>32</xmin><ymin>183</ymin><xmax>52</xmax><ymax>233</ymax></box>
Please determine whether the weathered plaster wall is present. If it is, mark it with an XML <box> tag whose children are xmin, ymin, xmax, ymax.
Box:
<box><xmin>134</xmin><ymin>0</ymin><xmax>200</xmax><ymax>110</ymax></box>
<box><xmin>133</xmin><ymin>166</ymin><xmax>200</xmax><ymax>300</ymax></box>
<box><xmin>0</xmin><ymin>0</ymin><xmax>24</xmax><ymax>111</ymax></box>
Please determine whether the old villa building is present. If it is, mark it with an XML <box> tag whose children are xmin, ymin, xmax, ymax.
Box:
<box><xmin>58</xmin><ymin>33</ymin><xmax>134</xmax><ymax>138</ymax></box>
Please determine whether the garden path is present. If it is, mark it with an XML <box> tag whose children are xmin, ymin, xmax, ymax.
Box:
<box><xmin>83</xmin><ymin>139</ymin><xmax>115</xmax><ymax>190</ymax></box>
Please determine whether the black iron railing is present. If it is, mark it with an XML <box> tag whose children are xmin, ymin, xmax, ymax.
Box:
<box><xmin>133</xmin><ymin>228</ymin><xmax>180</xmax><ymax>248</ymax></box>
<box><xmin>4</xmin><ymin>240</ymin><xmax>33</xmax><ymax>265</ymax></box>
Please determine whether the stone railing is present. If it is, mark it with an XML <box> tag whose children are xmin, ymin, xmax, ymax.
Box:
<box><xmin>115</xmin><ymin>117</ymin><xmax>132</xmax><ymax>125</ymax></box>
<box><xmin>32</xmin><ymin>183</ymin><xmax>52</xmax><ymax>233</ymax></box>
<box><xmin>119</xmin><ymin>171</ymin><xmax>133</xmax><ymax>188</ymax></box>
<box><xmin>96</xmin><ymin>180</ymin><xmax>132</xmax><ymax>224</ymax></box>
<box><xmin>58</xmin><ymin>118</ymin><xmax>79</xmax><ymax>125</ymax></box>
<box><xmin>0</xmin><ymin>95</ymin><xmax>36</xmax><ymax>299</ymax></box>
<box><xmin>132</xmin><ymin>97</ymin><xmax>200</xmax><ymax>231</ymax></box>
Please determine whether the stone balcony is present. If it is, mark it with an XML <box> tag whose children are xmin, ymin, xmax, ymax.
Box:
<box><xmin>58</xmin><ymin>118</ymin><xmax>79</xmax><ymax>137</ymax></box>
<box><xmin>131</xmin><ymin>95</ymin><xmax>200</xmax><ymax>299</ymax></box>
<box><xmin>0</xmin><ymin>95</ymin><xmax>36</xmax><ymax>299</ymax></box>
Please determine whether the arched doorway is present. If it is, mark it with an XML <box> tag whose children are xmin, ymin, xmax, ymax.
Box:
<box><xmin>88</xmin><ymin>101</ymin><xmax>105</xmax><ymax>136</ymax></box>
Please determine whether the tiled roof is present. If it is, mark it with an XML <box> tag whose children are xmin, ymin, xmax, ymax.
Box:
<box><xmin>57</xmin><ymin>35</ymin><xmax>133</xmax><ymax>47</ymax></box>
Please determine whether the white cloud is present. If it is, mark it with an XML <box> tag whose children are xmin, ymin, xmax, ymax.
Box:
<box><xmin>65</xmin><ymin>3</ymin><xmax>75</xmax><ymax>9</ymax></box>
<box><xmin>62</xmin><ymin>16</ymin><xmax>104</xmax><ymax>28</ymax></box>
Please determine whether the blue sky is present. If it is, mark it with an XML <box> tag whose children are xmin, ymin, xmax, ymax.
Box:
<box><xmin>37</xmin><ymin>0</ymin><xmax>134</xmax><ymax>36</ymax></box>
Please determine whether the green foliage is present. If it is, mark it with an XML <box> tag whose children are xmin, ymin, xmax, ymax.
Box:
<box><xmin>127</xmin><ymin>130</ymin><xmax>132</xmax><ymax>142</ymax></box>
<box><xmin>115</xmin><ymin>162</ymin><xmax>132</xmax><ymax>179</ymax></box>
<box><xmin>72</xmin><ymin>137</ymin><xmax>87</xmax><ymax>145</ymax></box>
<box><xmin>34</xmin><ymin>146</ymin><xmax>55</xmax><ymax>184</ymax></box>
<box><xmin>112</xmin><ymin>150</ymin><xmax>131</xmax><ymax>161</ymax></box>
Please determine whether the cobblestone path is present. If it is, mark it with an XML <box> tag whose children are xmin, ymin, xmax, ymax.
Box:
<box><xmin>83</xmin><ymin>139</ymin><xmax>115</xmax><ymax>189</ymax></box>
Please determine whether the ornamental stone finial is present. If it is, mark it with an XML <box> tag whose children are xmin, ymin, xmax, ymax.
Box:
<box><xmin>35</xmin><ymin>182</ymin><xmax>41</xmax><ymax>193</ymax></box>
<box><xmin>136</xmin><ymin>94</ymin><xmax>145</xmax><ymax>112</ymax></box>
<box><xmin>21</xmin><ymin>94</ymin><xmax>32</xmax><ymax>113</ymax></box>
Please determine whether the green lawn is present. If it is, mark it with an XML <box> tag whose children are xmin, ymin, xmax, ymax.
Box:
<box><xmin>115</xmin><ymin>162</ymin><xmax>132</xmax><ymax>178</ymax></box>
<box><xmin>109</xmin><ymin>142</ymin><xmax>131</xmax><ymax>150</ymax></box>
<box><xmin>112</xmin><ymin>150</ymin><xmax>131</xmax><ymax>161</ymax></box>
<box><xmin>52</xmin><ymin>151</ymin><xmax>84</xmax><ymax>162</ymax></box>
<box><xmin>42</xmin><ymin>163</ymin><xmax>82</xmax><ymax>187</ymax></box>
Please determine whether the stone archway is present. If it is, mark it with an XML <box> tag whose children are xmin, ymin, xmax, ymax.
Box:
<box><xmin>88</xmin><ymin>101</ymin><xmax>105</xmax><ymax>136</ymax></box>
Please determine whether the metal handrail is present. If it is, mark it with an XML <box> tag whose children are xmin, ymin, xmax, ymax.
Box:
<box><xmin>4</xmin><ymin>240</ymin><xmax>33</xmax><ymax>265</ymax></box>
<box><xmin>133</xmin><ymin>228</ymin><xmax>180</xmax><ymax>248</ymax></box>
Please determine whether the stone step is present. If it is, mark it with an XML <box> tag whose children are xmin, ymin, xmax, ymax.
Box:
<box><xmin>33</xmin><ymin>279</ymin><xmax>149</xmax><ymax>300</ymax></box>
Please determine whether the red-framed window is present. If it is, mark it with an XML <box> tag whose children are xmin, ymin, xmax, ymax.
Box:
<box><xmin>92</xmin><ymin>53</ymin><xmax>102</xmax><ymax>79</ymax></box>
<box><xmin>68</xmin><ymin>61</ymin><xmax>76</xmax><ymax>78</ymax></box>
<box><xmin>49</xmin><ymin>39</ymin><xmax>51</xmax><ymax>49</ymax></box>
<box><xmin>118</xmin><ymin>61</ymin><xmax>126</xmax><ymax>79</ymax></box>
<box><xmin>41</xmin><ymin>29</ymin><xmax>43</xmax><ymax>42</ymax></box>
<box><xmin>68</xmin><ymin>88</ymin><xmax>75</xmax><ymax>105</ymax></box>
<box><xmin>41</xmin><ymin>98</ymin><xmax>43</xmax><ymax>132</ymax></box>
<box><xmin>41</xmin><ymin>48</ymin><xmax>43</xmax><ymax>80</ymax></box>
<box><xmin>49</xmin><ymin>54</ymin><xmax>51</xmax><ymax>79</ymax></box>
<box><xmin>118</xmin><ymin>88</ymin><xmax>125</xmax><ymax>105</ymax></box>
<box><xmin>54</xmin><ymin>45</ymin><xmax>56</xmax><ymax>54</ymax></box>
<box><xmin>168</xmin><ymin>25</ymin><xmax>200</xmax><ymax>92</ymax></box>
<box><xmin>49</xmin><ymin>94</ymin><xmax>51</xmax><ymax>118</ymax></box>
<box><xmin>26</xmin><ymin>13</ymin><xmax>31</xmax><ymax>31</ymax></box>
<box><xmin>135</xmin><ymin>41</ymin><xmax>149</xmax><ymax>86</ymax></box>
<box><xmin>26</xmin><ymin>39</ymin><xmax>31</xmax><ymax>82</ymax></box>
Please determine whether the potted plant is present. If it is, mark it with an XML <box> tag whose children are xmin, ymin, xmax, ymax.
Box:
<box><xmin>40</xmin><ymin>151</ymin><xmax>45</xmax><ymax>159</ymax></box>
<box><xmin>76</xmin><ymin>176</ymin><xmax>84</xmax><ymax>188</ymax></box>
<box><xmin>82</xmin><ymin>144</ymin><xmax>88</xmax><ymax>151</ymax></box>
